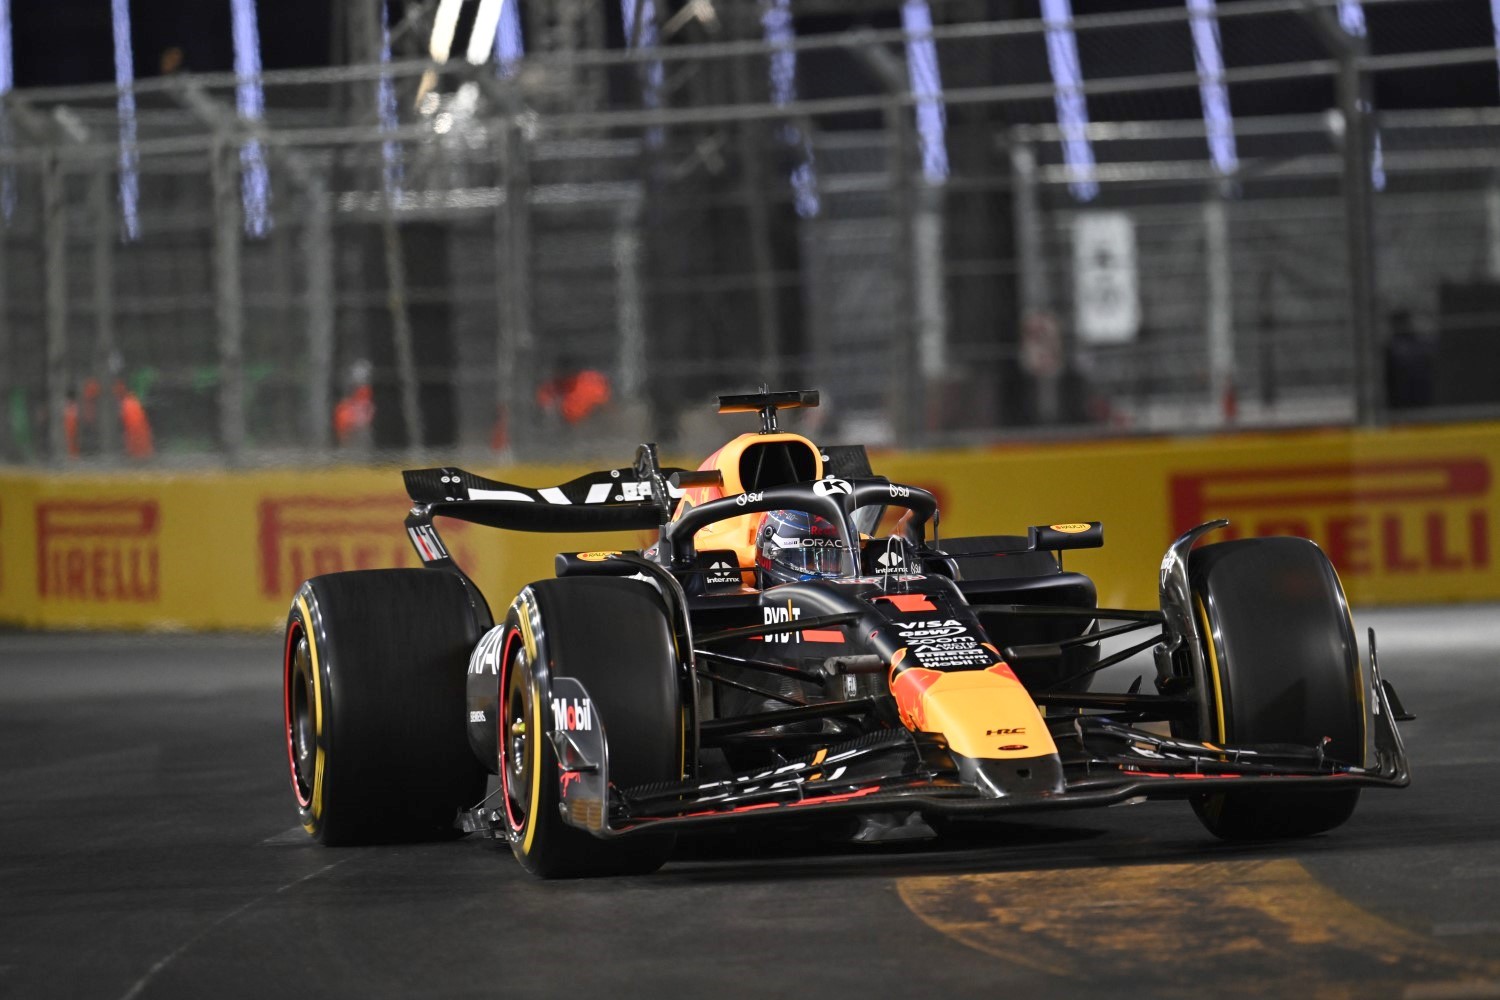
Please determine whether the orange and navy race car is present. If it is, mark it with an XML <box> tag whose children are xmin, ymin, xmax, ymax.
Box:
<box><xmin>281</xmin><ymin>389</ymin><xmax>1410</xmax><ymax>877</ymax></box>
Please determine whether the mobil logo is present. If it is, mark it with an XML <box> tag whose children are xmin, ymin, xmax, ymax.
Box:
<box><xmin>1170</xmin><ymin>458</ymin><xmax>1492</xmax><ymax>575</ymax></box>
<box><xmin>552</xmin><ymin>697</ymin><xmax>592</xmax><ymax>732</ymax></box>
<box><xmin>36</xmin><ymin>500</ymin><xmax>160</xmax><ymax>602</ymax></box>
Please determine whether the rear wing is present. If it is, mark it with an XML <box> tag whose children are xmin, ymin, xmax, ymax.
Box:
<box><xmin>403</xmin><ymin>464</ymin><xmax>695</xmax><ymax>535</ymax></box>
<box><xmin>408</xmin><ymin>465</ymin><xmax>682</xmax><ymax>521</ymax></box>
<box><xmin>401</xmin><ymin>458</ymin><xmax>706</xmax><ymax>576</ymax></box>
<box><xmin>401</xmin><ymin>438</ymin><xmax>874</xmax><ymax>575</ymax></box>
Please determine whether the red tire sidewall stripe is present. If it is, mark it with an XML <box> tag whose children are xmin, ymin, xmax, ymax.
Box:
<box><xmin>497</xmin><ymin>627</ymin><xmax>525</xmax><ymax>834</ymax></box>
<box><xmin>284</xmin><ymin>617</ymin><xmax>312</xmax><ymax>810</ymax></box>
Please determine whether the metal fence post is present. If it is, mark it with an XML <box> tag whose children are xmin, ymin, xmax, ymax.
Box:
<box><xmin>178</xmin><ymin>79</ymin><xmax>336</xmax><ymax>456</ymax></box>
<box><xmin>492</xmin><ymin>142</ymin><xmax>512</xmax><ymax>460</ymax></box>
<box><xmin>1338</xmin><ymin>57</ymin><xmax>1380</xmax><ymax>426</ymax></box>
<box><xmin>1011</xmin><ymin>136</ymin><xmax>1048</xmax><ymax>320</ymax></box>
<box><xmin>615</xmin><ymin>200</ymin><xmax>644</xmax><ymax>398</ymax></box>
<box><xmin>887</xmin><ymin>97</ymin><xmax>920</xmax><ymax>446</ymax></box>
<box><xmin>1203</xmin><ymin>188</ymin><xmax>1234</xmax><ymax>424</ymax></box>
<box><xmin>495</xmin><ymin>111</ymin><xmax>534</xmax><ymax>460</ymax></box>
<box><xmin>913</xmin><ymin>181</ymin><xmax>947</xmax><ymax>382</ymax></box>
<box><xmin>1486</xmin><ymin>174</ymin><xmax>1500</xmax><ymax>280</ymax></box>
<box><xmin>211</xmin><ymin>139</ymin><xmax>246</xmax><ymax>461</ymax></box>
<box><xmin>1305</xmin><ymin>2</ymin><xmax>1380</xmax><ymax>426</ymax></box>
<box><xmin>728</xmin><ymin>56</ymin><xmax>783</xmax><ymax>388</ymax></box>
<box><xmin>42</xmin><ymin>150</ymin><xmax>67</xmax><ymax>464</ymax></box>
<box><xmin>88</xmin><ymin>169</ymin><xmax>119</xmax><ymax>457</ymax></box>
<box><xmin>0</xmin><ymin>173</ymin><xmax>10</xmax><ymax>460</ymax></box>
<box><xmin>302</xmin><ymin>175</ymin><xmax>334</xmax><ymax>451</ymax></box>
<box><xmin>380</xmin><ymin>204</ymin><xmax>423</xmax><ymax>456</ymax></box>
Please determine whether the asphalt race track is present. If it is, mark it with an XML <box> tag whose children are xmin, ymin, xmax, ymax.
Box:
<box><xmin>2</xmin><ymin>605</ymin><xmax>1498</xmax><ymax>1000</ymax></box>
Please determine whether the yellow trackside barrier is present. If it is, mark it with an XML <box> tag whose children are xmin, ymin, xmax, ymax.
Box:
<box><xmin>0</xmin><ymin>466</ymin><xmax>625</xmax><ymax>631</ymax></box>
<box><xmin>879</xmin><ymin>421</ymin><xmax>1498</xmax><ymax>609</ymax></box>
<box><xmin>2</xmin><ymin>420</ymin><xmax>1497</xmax><ymax>630</ymax></box>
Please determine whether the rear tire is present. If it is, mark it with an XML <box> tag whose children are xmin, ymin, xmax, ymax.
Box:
<box><xmin>283</xmin><ymin>569</ymin><xmax>490</xmax><ymax>845</ymax></box>
<box><xmin>498</xmin><ymin>578</ymin><xmax>683</xmax><ymax>878</ymax></box>
<box><xmin>1186</xmin><ymin>537</ymin><xmax>1364</xmax><ymax>840</ymax></box>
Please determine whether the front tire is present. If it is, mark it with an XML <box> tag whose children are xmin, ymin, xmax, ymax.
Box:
<box><xmin>498</xmin><ymin>578</ymin><xmax>683</xmax><ymax>878</ymax></box>
<box><xmin>1186</xmin><ymin>537</ymin><xmax>1365</xmax><ymax>840</ymax></box>
<box><xmin>284</xmin><ymin>569</ymin><xmax>490</xmax><ymax>845</ymax></box>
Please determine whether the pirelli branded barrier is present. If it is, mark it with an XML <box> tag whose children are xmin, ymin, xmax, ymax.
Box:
<box><xmin>878</xmin><ymin>421</ymin><xmax>1497</xmax><ymax>610</ymax></box>
<box><xmin>0</xmin><ymin>468</ymin><xmax>627</xmax><ymax>631</ymax></box>
<box><xmin>1</xmin><ymin>421</ymin><xmax>1497</xmax><ymax>630</ymax></box>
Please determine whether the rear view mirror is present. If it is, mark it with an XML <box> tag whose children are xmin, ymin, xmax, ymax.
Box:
<box><xmin>1027</xmin><ymin>522</ymin><xmax>1103</xmax><ymax>551</ymax></box>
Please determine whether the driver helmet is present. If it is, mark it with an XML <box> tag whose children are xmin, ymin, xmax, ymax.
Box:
<box><xmin>756</xmin><ymin>509</ymin><xmax>848</xmax><ymax>582</ymax></box>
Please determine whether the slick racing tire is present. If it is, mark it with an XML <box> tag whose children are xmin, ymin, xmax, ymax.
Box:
<box><xmin>284</xmin><ymin>569</ymin><xmax>491</xmax><ymax>845</ymax></box>
<box><xmin>1186</xmin><ymin>537</ymin><xmax>1364</xmax><ymax>840</ymax></box>
<box><xmin>498</xmin><ymin>578</ymin><xmax>683</xmax><ymax>878</ymax></box>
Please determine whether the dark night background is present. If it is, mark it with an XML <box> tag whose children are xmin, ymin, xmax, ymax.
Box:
<box><xmin>11</xmin><ymin>0</ymin><xmax>330</xmax><ymax>86</ymax></box>
<box><xmin>9</xmin><ymin>0</ymin><xmax>1498</xmax><ymax>115</ymax></box>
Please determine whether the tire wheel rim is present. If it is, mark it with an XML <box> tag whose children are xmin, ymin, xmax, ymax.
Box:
<box><xmin>288</xmin><ymin>634</ymin><xmax>318</xmax><ymax>808</ymax></box>
<box><xmin>502</xmin><ymin>646</ymin><xmax>531</xmax><ymax>834</ymax></box>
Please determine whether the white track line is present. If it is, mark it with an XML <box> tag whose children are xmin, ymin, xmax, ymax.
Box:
<box><xmin>116</xmin><ymin>859</ymin><xmax>350</xmax><ymax>1000</ymax></box>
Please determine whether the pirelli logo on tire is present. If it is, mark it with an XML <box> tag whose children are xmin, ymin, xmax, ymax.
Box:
<box><xmin>1170</xmin><ymin>458</ymin><xmax>1492</xmax><ymax>578</ymax></box>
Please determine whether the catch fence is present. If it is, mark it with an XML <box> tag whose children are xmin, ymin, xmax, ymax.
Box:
<box><xmin>1</xmin><ymin>0</ymin><xmax>1498</xmax><ymax>467</ymax></box>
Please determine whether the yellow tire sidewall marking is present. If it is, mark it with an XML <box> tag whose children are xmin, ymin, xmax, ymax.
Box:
<box><xmin>295</xmin><ymin>594</ymin><xmax>325</xmax><ymax>824</ymax></box>
<box><xmin>517</xmin><ymin>596</ymin><xmax>538</xmax><ymax>663</ymax></box>
<box><xmin>1195</xmin><ymin>595</ymin><xmax>1227</xmax><ymax>743</ymax></box>
<box><xmin>513</xmin><ymin>593</ymin><xmax>543</xmax><ymax>855</ymax></box>
<box><xmin>522</xmin><ymin>667</ymin><xmax>543</xmax><ymax>856</ymax></box>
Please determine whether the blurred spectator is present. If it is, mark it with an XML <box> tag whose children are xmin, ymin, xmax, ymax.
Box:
<box><xmin>333</xmin><ymin>360</ymin><xmax>376</xmax><ymax>447</ymax></box>
<box><xmin>62</xmin><ymin>384</ymin><xmax>91</xmax><ymax>458</ymax></box>
<box><xmin>490</xmin><ymin>403</ymin><xmax>509</xmax><ymax>453</ymax></box>
<box><xmin>537</xmin><ymin>360</ymin><xmax>612</xmax><ymax>426</ymax></box>
<box><xmin>1384</xmin><ymin>309</ymin><xmax>1434</xmax><ymax>411</ymax></box>
<box><xmin>3</xmin><ymin>388</ymin><xmax>33</xmax><ymax>461</ymax></box>
<box><xmin>64</xmin><ymin>378</ymin><xmax>153</xmax><ymax>459</ymax></box>
<box><xmin>117</xmin><ymin>380</ymin><xmax>154</xmax><ymax>458</ymax></box>
<box><xmin>1001</xmin><ymin>309</ymin><xmax>1105</xmax><ymax>428</ymax></box>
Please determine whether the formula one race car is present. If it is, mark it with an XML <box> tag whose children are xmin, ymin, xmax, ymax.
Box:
<box><xmin>281</xmin><ymin>389</ymin><xmax>1410</xmax><ymax>877</ymax></box>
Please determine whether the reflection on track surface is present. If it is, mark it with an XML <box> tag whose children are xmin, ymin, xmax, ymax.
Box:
<box><xmin>900</xmin><ymin>860</ymin><xmax>1500</xmax><ymax>998</ymax></box>
<box><xmin>0</xmin><ymin>606</ymin><xmax>1497</xmax><ymax>1000</ymax></box>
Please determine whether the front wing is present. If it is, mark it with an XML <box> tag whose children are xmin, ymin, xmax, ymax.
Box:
<box><xmin>462</xmin><ymin>673</ymin><xmax>1410</xmax><ymax>839</ymax></box>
